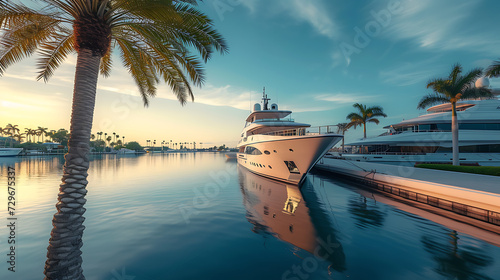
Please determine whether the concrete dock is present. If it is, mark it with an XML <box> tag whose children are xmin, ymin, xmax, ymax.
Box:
<box><xmin>314</xmin><ymin>157</ymin><xmax>500</xmax><ymax>226</ymax></box>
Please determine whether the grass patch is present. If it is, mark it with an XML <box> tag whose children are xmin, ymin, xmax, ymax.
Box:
<box><xmin>415</xmin><ymin>164</ymin><xmax>500</xmax><ymax>177</ymax></box>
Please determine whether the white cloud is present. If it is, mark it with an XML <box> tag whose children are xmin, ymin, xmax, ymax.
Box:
<box><xmin>283</xmin><ymin>0</ymin><xmax>338</xmax><ymax>39</ymax></box>
<box><xmin>385</xmin><ymin>0</ymin><xmax>500</xmax><ymax>55</ymax></box>
<box><xmin>239</xmin><ymin>0</ymin><xmax>259</xmax><ymax>13</ymax></box>
<box><xmin>315</xmin><ymin>93</ymin><xmax>378</xmax><ymax>103</ymax></box>
<box><xmin>379</xmin><ymin>58</ymin><xmax>447</xmax><ymax>86</ymax></box>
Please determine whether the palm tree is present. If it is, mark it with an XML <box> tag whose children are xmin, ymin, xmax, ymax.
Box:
<box><xmin>25</xmin><ymin>128</ymin><xmax>35</xmax><ymax>142</ymax></box>
<box><xmin>0</xmin><ymin>1</ymin><xmax>227</xmax><ymax>278</ymax></box>
<box><xmin>38</xmin><ymin>127</ymin><xmax>49</xmax><ymax>142</ymax></box>
<box><xmin>12</xmin><ymin>133</ymin><xmax>25</xmax><ymax>143</ymax></box>
<box><xmin>485</xmin><ymin>60</ymin><xmax>500</xmax><ymax>78</ymax></box>
<box><xmin>418</xmin><ymin>64</ymin><xmax>493</xmax><ymax>166</ymax></box>
<box><xmin>335</xmin><ymin>123</ymin><xmax>349</xmax><ymax>152</ymax></box>
<box><xmin>106</xmin><ymin>136</ymin><xmax>112</xmax><ymax>147</ymax></box>
<box><xmin>122</xmin><ymin>136</ymin><xmax>125</xmax><ymax>144</ymax></box>
<box><xmin>346</xmin><ymin>103</ymin><xmax>387</xmax><ymax>139</ymax></box>
<box><xmin>47</xmin><ymin>130</ymin><xmax>57</xmax><ymax>142</ymax></box>
<box><xmin>3</xmin><ymin>124</ymin><xmax>20</xmax><ymax>147</ymax></box>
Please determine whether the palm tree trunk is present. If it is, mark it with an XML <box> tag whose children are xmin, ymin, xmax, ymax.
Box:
<box><xmin>363</xmin><ymin>122</ymin><xmax>367</xmax><ymax>139</ymax></box>
<box><xmin>451</xmin><ymin>102</ymin><xmax>459</xmax><ymax>166</ymax></box>
<box><xmin>44</xmin><ymin>49</ymin><xmax>101</xmax><ymax>280</ymax></box>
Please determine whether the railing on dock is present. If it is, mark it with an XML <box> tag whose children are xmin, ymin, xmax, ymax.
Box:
<box><xmin>320</xmin><ymin>167</ymin><xmax>500</xmax><ymax>226</ymax></box>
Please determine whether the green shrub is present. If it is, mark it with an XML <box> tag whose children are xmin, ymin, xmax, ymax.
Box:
<box><xmin>415</xmin><ymin>164</ymin><xmax>500</xmax><ymax>176</ymax></box>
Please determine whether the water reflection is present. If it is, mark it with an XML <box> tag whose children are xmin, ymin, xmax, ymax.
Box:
<box><xmin>237</xmin><ymin>166</ymin><xmax>346</xmax><ymax>272</ymax></box>
<box><xmin>422</xmin><ymin>229</ymin><xmax>494</xmax><ymax>280</ymax></box>
<box><xmin>347</xmin><ymin>195</ymin><xmax>387</xmax><ymax>229</ymax></box>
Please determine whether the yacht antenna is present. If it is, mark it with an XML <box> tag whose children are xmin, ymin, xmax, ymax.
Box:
<box><xmin>262</xmin><ymin>87</ymin><xmax>270</xmax><ymax>110</ymax></box>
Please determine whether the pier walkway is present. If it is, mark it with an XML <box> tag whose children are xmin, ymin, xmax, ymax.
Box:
<box><xmin>314</xmin><ymin>157</ymin><xmax>500</xmax><ymax>225</ymax></box>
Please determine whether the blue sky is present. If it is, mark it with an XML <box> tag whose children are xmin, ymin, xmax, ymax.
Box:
<box><xmin>1</xmin><ymin>0</ymin><xmax>500</xmax><ymax>147</ymax></box>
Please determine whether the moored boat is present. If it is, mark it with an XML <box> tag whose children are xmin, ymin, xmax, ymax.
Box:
<box><xmin>237</xmin><ymin>90</ymin><xmax>342</xmax><ymax>184</ymax></box>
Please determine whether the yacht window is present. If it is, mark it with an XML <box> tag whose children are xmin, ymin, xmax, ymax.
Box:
<box><xmin>284</xmin><ymin>161</ymin><xmax>300</xmax><ymax>174</ymax></box>
<box><xmin>436</xmin><ymin>123</ymin><xmax>451</xmax><ymax>131</ymax></box>
<box><xmin>264</xmin><ymin>150</ymin><xmax>271</xmax><ymax>155</ymax></box>
<box><xmin>418</xmin><ymin>124</ymin><xmax>431</xmax><ymax>131</ymax></box>
<box><xmin>245</xmin><ymin>146</ymin><xmax>262</xmax><ymax>155</ymax></box>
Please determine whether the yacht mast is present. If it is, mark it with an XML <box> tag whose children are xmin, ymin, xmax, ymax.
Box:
<box><xmin>262</xmin><ymin>87</ymin><xmax>270</xmax><ymax>110</ymax></box>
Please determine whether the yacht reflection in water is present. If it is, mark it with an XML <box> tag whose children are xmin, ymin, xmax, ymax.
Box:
<box><xmin>238</xmin><ymin>166</ymin><xmax>346</xmax><ymax>272</ymax></box>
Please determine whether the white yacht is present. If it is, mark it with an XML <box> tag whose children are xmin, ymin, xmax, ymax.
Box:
<box><xmin>237</xmin><ymin>91</ymin><xmax>343</xmax><ymax>184</ymax></box>
<box><xmin>0</xmin><ymin>148</ymin><xmax>22</xmax><ymax>157</ymax></box>
<box><xmin>343</xmin><ymin>81</ymin><xmax>500</xmax><ymax>166</ymax></box>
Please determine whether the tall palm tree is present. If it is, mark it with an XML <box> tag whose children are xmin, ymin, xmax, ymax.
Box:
<box><xmin>346</xmin><ymin>103</ymin><xmax>387</xmax><ymax>139</ymax></box>
<box><xmin>418</xmin><ymin>64</ymin><xmax>493</xmax><ymax>166</ymax></box>
<box><xmin>335</xmin><ymin>123</ymin><xmax>349</xmax><ymax>152</ymax></box>
<box><xmin>0</xmin><ymin>1</ymin><xmax>227</xmax><ymax>279</ymax></box>
<box><xmin>485</xmin><ymin>60</ymin><xmax>500</xmax><ymax>78</ymax></box>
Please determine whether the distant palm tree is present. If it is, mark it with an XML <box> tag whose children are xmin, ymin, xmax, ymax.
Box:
<box><xmin>106</xmin><ymin>136</ymin><xmax>112</xmax><ymax>147</ymax></box>
<box><xmin>336</xmin><ymin>123</ymin><xmax>349</xmax><ymax>152</ymax></box>
<box><xmin>122</xmin><ymin>136</ymin><xmax>125</xmax><ymax>144</ymax></box>
<box><xmin>485</xmin><ymin>60</ymin><xmax>500</xmax><ymax>78</ymax></box>
<box><xmin>418</xmin><ymin>64</ymin><xmax>493</xmax><ymax>166</ymax></box>
<box><xmin>346</xmin><ymin>103</ymin><xmax>387</xmax><ymax>139</ymax></box>
<box><xmin>38</xmin><ymin>127</ymin><xmax>48</xmax><ymax>142</ymax></box>
<box><xmin>12</xmin><ymin>133</ymin><xmax>25</xmax><ymax>143</ymax></box>
<box><xmin>25</xmin><ymin>128</ymin><xmax>35</xmax><ymax>142</ymax></box>
<box><xmin>112</xmin><ymin>132</ymin><xmax>116</xmax><ymax>143</ymax></box>
<box><xmin>47</xmin><ymin>130</ymin><xmax>57</xmax><ymax>142</ymax></box>
<box><xmin>90</xmin><ymin>134</ymin><xmax>95</xmax><ymax>141</ymax></box>
<box><xmin>3</xmin><ymin>124</ymin><xmax>20</xmax><ymax>147</ymax></box>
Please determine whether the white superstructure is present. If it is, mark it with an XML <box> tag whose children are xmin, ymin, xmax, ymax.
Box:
<box><xmin>237</xmin><ymin>90</ymin><xmax>342</xmax><ymax>184</ymax></box>
<box><xmin>344</xmin><ymin>84</ymin><xmax>500</xmax><ymax>166</ymax></box>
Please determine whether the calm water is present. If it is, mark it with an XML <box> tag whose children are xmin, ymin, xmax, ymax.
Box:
<box><xmin>0</xmin><ymin>153</ymin><xmax>499</xmax><ymax>280</ymax></box>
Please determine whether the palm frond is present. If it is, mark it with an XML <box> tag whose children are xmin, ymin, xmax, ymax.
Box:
<box><xmin>36</xmin><ymin>30</ymin><xmax>75</xmax><ymax>82</ymax></box>
<box><xmin>461</xmin><ymin>87</ymin><xmax>494</xmax><ymax>100</ymax></box>
<box><xmin>448</xmin><ymin>63</ymin><xmax>462</xmax><ymax>82</ymax></box>
<box><xmin>0</xmin><ymin>9</ymin><xmax>61</xmax><ymax>76</ymax></box>
<box><xmin>485</xmin><ymin>60</ymin><xmax>500</xmax><ymax>78</ymax></box>
<box><xmin>100</xmin><ymin>47</ymin><xmax>113</xmax><ymax>77</ymax></box>
<box><xmin>367</xmin><ymin>118</ymin><xmax>380</xmax><ymax>125</ymax></box>
<box><xmin>417</xmin><ymin>93</ymin><xmax>450</xmax><ymax>109</ymax></box>
<box><xmin>115</xmin><ymin>37</ymin><xmax>158</xmax><ymax>107</ymax></box>
<box><xmin>346</xmin><ymin>112</ymin><xmax>362</xmax><ymax>121</ymax></box>
<box><xmin>455</xmin><ymin>67</ymin><xmax>482</xmax><ymax>93</ymax></box>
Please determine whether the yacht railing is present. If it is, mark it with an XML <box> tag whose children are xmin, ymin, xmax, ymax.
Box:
<box><xmin>254</xmin><ymin>118</ymin><xmax>294</xmax><ymax>123</ymax></box>
<box><xmin>378</xmin><ymin>130</ymin><xmax>452</xmax><ymax>136</ymax></box>
<box><xmin>263</xmin><ymin>125</ymin><xmax>340</xmax><ymax>137</ymax></box>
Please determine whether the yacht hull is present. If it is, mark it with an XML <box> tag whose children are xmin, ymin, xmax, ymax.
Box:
<box><xmin>237</xmin><ymin>135</ymin><xmax>342</xmax><ymax>184</ymax></box>
<box><xmin>0</xmin><ymin>148</ymin><xmax>22</xmax><ymax>157</ymax></box>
